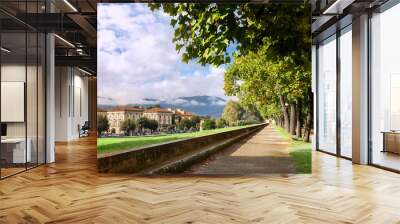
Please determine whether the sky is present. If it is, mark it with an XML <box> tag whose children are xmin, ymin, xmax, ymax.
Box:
<box><xmin>97</xmin><ymin>3</ymin><xmax>232</xmax><ymax>106</ymax></box>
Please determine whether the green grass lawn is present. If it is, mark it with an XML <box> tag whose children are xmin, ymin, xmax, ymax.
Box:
<box><xmin>275</xmin><ymin>126</ymin><xmax>312</xmax><ymax>173</ymax></box>
<box><xmin>97</xmin><ymin>124</ymin><xmax>258</xmax><ymax>154</ymax></box>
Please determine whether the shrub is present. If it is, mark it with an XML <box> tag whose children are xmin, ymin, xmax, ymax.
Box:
<box><xmin>121</xmin><ymin>119</ymin><xmax>136</xmax><ymax>135</ymax></box>
<box><xmin>97</xmin><ymin>114</ymin><xmax>109</xmax><ymax>136</ymax></box>
<box><xmin>216</xmin><ymin>118</ymin><xmax>228</xmax><ymax>128</ymax></box>
<box><xmin>202</xmin><ymin>119</ymin><xmax>217</xmax><ymax>130</ymax></box>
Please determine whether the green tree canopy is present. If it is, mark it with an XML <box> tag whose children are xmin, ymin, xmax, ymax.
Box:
<box><xmin>179</xmin><ymin>118</ymin><xmax>192</xmax><ymax>130</ymax></box>
<box><xmin>137</xmin><ymin>117</ymin><xmax>149</xmax><ymax>131</ymax></box>
<box><xmin>216</xmin><ymin>118</ymin><xmax>228</xmax><ymax>128</ymax></box>
<box><xmin>202</xmin><ymin>119</ymin><xmax>217</xmax><ymax>130</ymax></box>
<box><xmin>190</xmin><ymin>115</ymin><xmax>201</xmax><ymax>127</ymax></box>
<box><xmin>149</xmin><ymin>3</ymin><xmax>310</xmax><ymax>66</ymax></box>
<box><xmin>224</xmin><ymin>45</ymin><xmax>311</xmax><ymax>118</ymax></box>
<box><xmin>149</xmin><ymin>3</ymin><xmax>312</xmax><ymax>140</ymax></box>
<box><xmin>221</xmin><ymin>100</ymin><xmax>244</xmax><ymax>125</ymax></box>
<box><xmin>97</xmin><ymin>114</ymin><xmax>109</xmax><ymax>136</ymax></box>
<box><xmin>147</xmin><ymin>119</ymin><xmax>159</xmax><ymax>131</ymax></box>
<box><xmin>121</xmin><ymin>119</ymin><xmax>136</xmax><ymax>135</ymax></box>
<box><xmin>224</xmin><ymin>44</ymin><xmax>312</xmax><ymax>138</ymax></box>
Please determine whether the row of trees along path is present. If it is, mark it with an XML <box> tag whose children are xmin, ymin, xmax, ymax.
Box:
<box><xmin>149</xmin><ymin>4</ymin><xmax>312</xmax><ymax>142</ymax></box>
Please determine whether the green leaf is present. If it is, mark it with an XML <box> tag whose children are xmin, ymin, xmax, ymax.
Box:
<box><xmin>171</xmin><ymin>19</ymin><xmax>177</xmax><ymax>27</ymax></box>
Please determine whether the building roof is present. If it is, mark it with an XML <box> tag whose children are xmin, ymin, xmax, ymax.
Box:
<box><xmin>109</xmin><ymin>107</ymin><xmax>144</xmax><ymax>112</ymax></box>
<box><xmin>144</xmin><ymin>108</ymin><xmax>173</xmax><ymax>114</ymax></box>
<box><xmin>175</xmin><ymin>110</ymin><xmax>194</xmax><ymax>116</ymax></box>
<box><xmin>97</xmin><ymin>108</ymin><xmax>108</xmax><ymax>112</ymax></box>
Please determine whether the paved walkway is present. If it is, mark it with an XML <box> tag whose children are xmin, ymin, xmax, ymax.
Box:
<box><xmin>186</xmin><ymin>125</ymin><xmax>296</xmax><ymax>174</ymax></box>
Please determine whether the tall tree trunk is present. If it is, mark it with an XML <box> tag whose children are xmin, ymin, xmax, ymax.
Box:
<box><xmin>279</xmin><ymin>95</ymin><xmax>290</xmax><ymax>132</ymax></box>
<box><xmin>303</xmin><ymin>88</ymin><xmax>313</xmax><ymax>142</ymax></box>
<box><xmin>303</xmin><ymin>113</ymin><xmax>311</xmax><ymax>142</ymax></box>
<box><xmin>296</xmin><ymin>101</ymin><xmax>302</xmax><ymax>139</ymax></box>
<box><xmin>290</xmin><ymin>103</ymin><xmax>296</xmax><ymax>135</ymax></box>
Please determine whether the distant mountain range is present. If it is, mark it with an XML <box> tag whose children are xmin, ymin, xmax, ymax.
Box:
<box><xmin>98</xmin><ymin>95</ymin><xmax>228</xmax><ymax>118</ymax></box>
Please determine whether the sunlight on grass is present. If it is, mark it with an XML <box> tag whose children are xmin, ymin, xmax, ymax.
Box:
<box><xmin>275</xmin><ymin>126</ymin><xmax>312</xmax><ymax>173</ymax></box>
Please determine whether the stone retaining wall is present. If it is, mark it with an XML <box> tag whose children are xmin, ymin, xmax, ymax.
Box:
<box><xmin>97</xmin><ymin>124</ymin><xmax>266</xmax><ymax>173</ymax></box>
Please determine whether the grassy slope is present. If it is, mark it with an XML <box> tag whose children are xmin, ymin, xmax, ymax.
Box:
<box><xmin>97</xmin><ymin>125</ymin><xmax>258</xmax><ymax>154</ymax></box>
<box><xmin>275</xmin><ymin>126</ymin><xmax>312</xmax><ymax>173</ymax></box>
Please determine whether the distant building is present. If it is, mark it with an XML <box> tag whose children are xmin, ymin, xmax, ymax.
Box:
<box><xmin>167</xmin><ymin>108</ymin><xmax>195</xmax><ymax>124</ymax></box>
<box><xmin>107</xmin><ymin>107</ymin><xmax>144</xmax><ymax>134</ymax></box>
<box><xmin>144</xmin><ymin>108</ymin><xmax>173</xmax><ymax>128</ymax></box>
<box><xmin>169</xmin><ymin>108</ymin><xmax>194</xmax><ymax>119</ymax></box>
<box><xmin>100</xmin><ymin>106</ymin><xmax>194</xmax><ymax>133</ymax></box>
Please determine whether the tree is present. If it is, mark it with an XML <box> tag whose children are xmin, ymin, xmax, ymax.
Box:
<box><xmin>137</xmin><ymin>117</ymin><xmax>149</xmax><ymax>133</ymax></box>
<box><xmin>222</xmin><ymin>100</ymin><xmax>244</xmax><ymax>125</ymax></box>
<box><xmin>149</xmin><ymin>4</ymin><xmax>310</xmax><ymax>67</ymax></box>
<box><xmin>179</xmin><ymin>118</ymin><xmax>192</xmax><ymax>131</ymax></box>
<box><xmin>121</xmin><ymin>119</ymin><xmax>136</xmax><ymax>136</ymax></box>
<box><xmin>147</xmin><ymin>119</ymin><xmax>159</xmax><ymax>132</ymax></box>
<box><xmin>111</xmin><ymin>128</ymin><xmax>116</xmax><ymax>134</ymax></box>
<box><xmin>224</xmin><ymin>45</ymin><xmax>311</xmax><ymax>137</ymax></box>
<box><xmin>202</xmin><ymin>119</ymin><xmax>217</xmax><ymax>130</ymax></box>
<box><xmin>216</xmin><ymin>118</ymin><xmax>227</xmax><ymax>128</ymax></box>
<box><xmin>190</xmin><ymin>115</ymin><xmax>201</xmax><ymax>129</ymax></box>
<box><xmin>149</xmin><ymin>3</ymin><xmax>312</xmax><ymax>141</ymax></box>
<box><xmin>242</xmin><ymin>104</ymin><xmax>263</xmax><ymax>122</ymax></box>
<box><xmin>97</xmin><ymin>114</ymin><xmax>109</xmax><ymax>136</ymax></box>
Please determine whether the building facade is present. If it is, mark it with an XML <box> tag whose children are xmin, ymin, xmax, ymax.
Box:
<box><xmin>107</xmin><ymin>107</ymin><xmax>144</xmax><ymax>134</ymax></box>
<box><xmin>312</xmin><ymin>0</ymin><xmax>400</xmax><ymax>172</ymax></box>
<box><xmin>143</xmin><ymin>108</ymin><xmax>173</xmax><ymax>127</ymax></box>
<box><xmin>99</xmin><ymin>107</ymin><xmax>178</xmax><ymax>134</ymax></box>
<box><xmin>167</xmin><ymin>108</ymin><xmax>194</xmax><ymax>124</ymax></box>
<box><xmin>169</xmin><ymin>108</ymin><xmax>193</xmax><ymax>118</ymax></box>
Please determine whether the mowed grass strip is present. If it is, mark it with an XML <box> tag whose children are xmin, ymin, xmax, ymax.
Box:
<box><xmin>275</xmin><ymin>126</ymin><xmax>312</xmax><ymax>173</ymax></box>
<box><xmin>97</xmin><ymin>124</ymin><xmax>258</xmax><ymax>154</ymax></box>
<box><xmin>289</xmin><ymin>143</ymin><xmax>312</xmax><ymax>173</ymax></box>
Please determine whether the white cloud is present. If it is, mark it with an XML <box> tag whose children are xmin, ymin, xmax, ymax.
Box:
<box><xmin>165</xmin><ymin>98</ymin><xmax>187</xmax><ymax>105</ymax></box>
<box><xmin>98</xmin><ymin>3</ymin><xmax>231</xmax><ymax>105</ymax></box>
